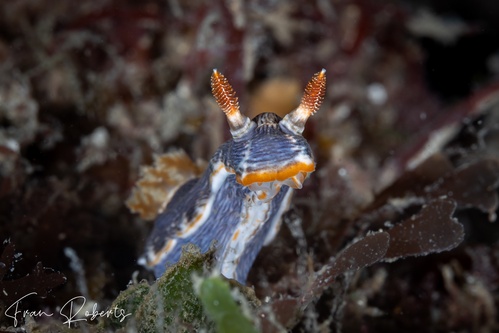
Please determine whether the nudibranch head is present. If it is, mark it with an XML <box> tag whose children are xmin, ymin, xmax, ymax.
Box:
<box><xmin>211</xmin><ymin>69</ymin><xmax>326</xmax><ymax>202</ymax></box>
<box><xmin>231</xmin><ymin>112</ymin><xmax>315</xmax><ymax>202</ymax></box>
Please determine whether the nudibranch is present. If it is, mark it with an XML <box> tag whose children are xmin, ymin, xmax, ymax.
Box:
<box><xmin>140</xmin><ymin>69</ymin><xmax>326</xmax><ymax>283</ymax></box>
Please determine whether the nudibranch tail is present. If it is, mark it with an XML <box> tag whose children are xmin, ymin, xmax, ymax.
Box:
<box><xmin>281</xmin><ymin>69</ymin><xmax>326</xmax><ymax>134</ymax></box>
<box><xmin>211</xmin><ymin>69</ymin><xmax>252</xmax><ymax>138</ymax></box>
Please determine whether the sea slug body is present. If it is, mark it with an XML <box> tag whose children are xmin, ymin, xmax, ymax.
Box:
<box><xmin>139</xmin><ymin>69</ymin><xmax>326</xmax><ymax>283</ymax></box>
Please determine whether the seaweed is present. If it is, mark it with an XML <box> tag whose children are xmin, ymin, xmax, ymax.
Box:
<box><xmin>197</xmin><ymin>276</ymin><xmax>259</xmax><ymax>333</ymax></box>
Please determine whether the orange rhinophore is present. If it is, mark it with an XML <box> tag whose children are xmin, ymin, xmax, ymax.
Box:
<box><xmin>281</xmin><ymin>69</ymin><xmax>326</xmax><ymax>134</ymax></box>
<box><xmin>211</xmin><ymin>69</ymin><xmax>251</xmax><ymax>138</ymax></box>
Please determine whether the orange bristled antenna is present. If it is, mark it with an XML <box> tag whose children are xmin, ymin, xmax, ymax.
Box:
<box><xmin>211</xmin><ymin>69</ymin><xmax>251</xmax><ymax>138</ymax></box>
<box><xmin>282</xmin><ymin>69</ymin><xmax>326</xmax><ymax>134</ymax></box>
<box><xmin>300</xmin><ymin>69</ymin><xmax>326</xmax><ymax>116</ymax></box>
